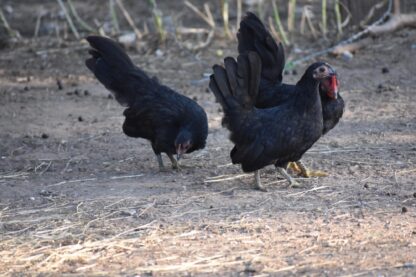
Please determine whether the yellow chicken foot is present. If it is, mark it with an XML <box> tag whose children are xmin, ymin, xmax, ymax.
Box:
<box><xmin>287</xmin><ymin>162</ymin><xmax>302</xmax><ymax>173</ymax></box>
<box><xmin>277</xmin><ymin>167</ymin><xmax>301</xmax><ymax>188</ymax></box>
<box><xmin>168</xmin><ymin>154</ymin><xmax>180</xmax><ymax>170</ymax></box>
<box><xmin>295</xmin><ymin>160</ymin><xmax>328</xmax><ymax>178</ymax></box>
<box><xmin>254</xmin><ymin>170</ymin><xmax>267</xmax><ymax>192</ymax></box>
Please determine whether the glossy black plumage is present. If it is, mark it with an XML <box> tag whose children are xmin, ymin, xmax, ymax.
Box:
<box><xmin>237</xmin><ymin>12</ymin><xmax>344</xmax><ymax>135</ymax></box>
<box><xmin>85</xmin><ymin>36</ymin><xmax>208</xmax><ymax>165</ymax></box>
<box><xmin>209</xmin><ymin>52</ymin><xmax>324</xmax><ymax>172</ymax></box>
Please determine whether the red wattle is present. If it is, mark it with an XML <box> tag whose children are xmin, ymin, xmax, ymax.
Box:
<box><xmin>330</xmin><ymin>75</ymin><xmax>338</xmax><ymax>92</ymax></box>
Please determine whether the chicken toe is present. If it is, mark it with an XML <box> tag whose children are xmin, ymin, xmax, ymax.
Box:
<box><xmin>276</xmin><ymin>167</ymin><xmax>300</xmax><ymax>187</ymax></box>
<box><xmin>296</xmin><ymin>161</ymin><xmax>328</xmax><ymax>178</ymax></box>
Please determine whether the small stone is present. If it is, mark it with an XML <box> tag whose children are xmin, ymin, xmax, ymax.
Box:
<box><xmin>381</xmin><ymin>67</ymin><xmax>389</xmax><ymax>74</ymax></box>
<box><xmin>413</xmin><ymin>192</ymin><xmax>416</xmax><ymax>198</ymax></box>
<box><xmin>341</xmin><ymin>51</ymin><xmax>354</xmax><ymax>61</ymax></box>
<box><xmin>78</xmin><ymin>116</ymin><xmax>84</xmax><ymax>122</ymax></box>
<box><xmin>57</xmin><ymin>79</ymin><xmax>63</xmax><ymax>90</ymax></box>
<box><xmin>155</xmin><ymin>49</ymin><xmax>164</xmax><ymax>57</ymax></box>
<box><xmin>84</xmin><ymin>90</ymin><xmax>90</xmax><ymax>96</ymax></box>
<box><xmin>118</xmin><ymin>32</ymin><xmax>136</xmax><ymax>48</ymax></box>
<box><xmin>364</xmin><ymin>183</ymin><xmax>369</xmax><ymax>189</ymax></box>
<box><xmin>120</xmin><ymin>209</ymin><xmax>137</xmax><ymax>216</ymax></box>
<box><xmin>41</xmin><ymin>133</ymin><xmax>49</xmax><ymax>139</ymax></box>
<box><xmin>292</xmin><ymin>69</ymin><xmax>298</xmax><ymax>75</ymax></box>
<box><xmin>402</xmin><ymin>207</ymin><xmax>408</xmax><ymax>213</ymax></box>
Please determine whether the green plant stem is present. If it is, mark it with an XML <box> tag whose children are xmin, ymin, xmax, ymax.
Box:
<box><xmin>322</xmin><ymin>0</ymin><xmax>327</xmax><ymax>36</ymax></box>
<box><xmin>220</xmin><ymin>0</ymin><xmax>232</xmax><ymax>39</ymax></box>
<box><xmin>334</xmin><ymin>0</ymin><xmax>342</xmax><ymax>35</ymax></box>
<box><xmin>271</xmin><ymin>0</ymin><xmax>289</xmax><ymax>45</ymax></box>
<box><xmin>148</xmin><ymin>0</ymin><xmax>166</xmax><ymax>42</ymax></box>
<box><xmin>67</xmin><ymin>0</ymin><xmax>95</xmax><ymax>33</ymax></box>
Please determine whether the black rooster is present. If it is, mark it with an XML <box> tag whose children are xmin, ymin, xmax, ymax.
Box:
<box><xmin>238</xmin><ymin>12</ymin><xmax>344</xmax><ymax>177</ymax></box>
<box><xmin>210</xmin><ymin>52</ymin><xmax>337</xmax><ymax>191</ymax></box>
<box><xmin>85</xmin><ymin>36</ymin><xmax>208</xmax><ymax>170</ymax></box>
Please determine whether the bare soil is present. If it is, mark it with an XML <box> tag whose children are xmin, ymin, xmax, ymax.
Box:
<box><xmin>0</xmin><ymin>1</ymin><xmax>416</xmax><ymax>276</ymax></box>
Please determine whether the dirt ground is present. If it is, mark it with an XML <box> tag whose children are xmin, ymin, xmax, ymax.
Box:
<box><xmin>1</xmin><ymin>1</ymin><xmax>416</xmax><ymax>276</ymax></box>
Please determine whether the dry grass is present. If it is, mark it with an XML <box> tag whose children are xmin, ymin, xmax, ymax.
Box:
<box><xmin>1</xmin><ymin>193</ymin><xmax>415</xmax><ymax>275</ymax></box>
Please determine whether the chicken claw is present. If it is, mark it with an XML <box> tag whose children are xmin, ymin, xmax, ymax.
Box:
<box><xmin>291</xmin><ymin>161</ymin><xmax>328</xmax><ymax>178</ymax></box>
<box><xmin>277</xmin><ymin>167</ymin><xmax>301</xmax><ymax>188</ymax></box>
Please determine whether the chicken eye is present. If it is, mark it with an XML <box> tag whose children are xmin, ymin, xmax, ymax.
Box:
<box><xmin>319</xmin><ymin>67</ymin><xmax>325</xmax><ymax>73</ymax></box>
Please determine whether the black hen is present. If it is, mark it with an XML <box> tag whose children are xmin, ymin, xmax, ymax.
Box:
<box><xmin>237</xmin><ymin>12</ymin><xmax>344</xmax><ymax>177</ymax></box>
<box><xmin>238</xmin><ymin>12</ymin><xmax>344</xmax><ymax>134</ymax></box>
<box><xmin>210</xmin><ymin>52</ymin><xmax>335</xmax><ymax>190</ymax></box>
<box><xmin>85</xmin><ymin>36</ymin><xmax>208</xmax><ymax>170</ymax></box>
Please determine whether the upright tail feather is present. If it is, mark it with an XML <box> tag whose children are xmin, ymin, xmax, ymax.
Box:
<box><xmin>237</xmin><ymin>12</ymin><xmax>285</xmax><ymax>83</ymax></box>
<box><xmin>85</xmin><ymin>35</ymin><xmax>151</xmax><ymax>107</ymax></box>
<box><xmin>209</xmin><ymin>52</ymin><xmax>261</xmax><ymax>118</ymax></box>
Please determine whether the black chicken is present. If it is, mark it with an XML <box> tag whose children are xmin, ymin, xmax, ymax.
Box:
<box><xmin>237</xmin><ymin>12</ymin><xmax>344</xmax><ymax>177</ymax></box>
<box><xmin>85</xmin><ymin>36</ymin><xmax>208</xmax><ymax>170</ymax></box>
<box><xmin>210</xmin><ymin>52</ymin><xmax>337</xmax><ymax>191</ymax></box>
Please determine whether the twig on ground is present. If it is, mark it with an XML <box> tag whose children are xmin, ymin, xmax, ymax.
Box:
<box><xmin>204</xmin><ymin>174</ymin><xmax>250</xmax><ymax>183</ymax></box>
<box><xmin>360</xmin><ymin>0</ymin><xmax>388</xmax><ymax>27</ymax></box>
<box><xmin>286</xmin><ymin>186</ymin><xmax>330</xmax><ymax>197</ymax></box>
<box><xmin>180</xmin><ymin>2</ymin><xmax>215</xmax><ymax>51</ymax></box>
<box><xmin>109</xmin><ymin>174</ymin><xmax>144</xmax><ymax>180</ymax></box>
<box><xmin>184</xmin><ymin>1</ymin><xmax>215</xmax><ymax>28</ymax></box>
<box><xmin>114</xmin><ymin>0</ymin><xmax>142</xmax><ymax>40</ymax></box>
<box><xmin>0</xmin><ymin>7</ymin><xmax>21</xmax><ymax>39</ymax></box>
<box><xmin>34</xmin><ymin>13</ymin><xmax>43</xmax><ymax>38</ymax></box>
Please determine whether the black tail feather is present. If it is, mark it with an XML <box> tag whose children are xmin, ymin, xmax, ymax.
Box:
<box><xmin>237</xmin><ymin>12</ymin><xmax>285</xmax><ymax>83</ymax></box>
<box><xmin>85</xmin><ymin>35</ymin><xmax>151</xmax><ymax>107</ymax></box>
<box><xmin>209</xmin><ymin>52</ymin><xmax>261</xmax><ymax>116</ymax></box>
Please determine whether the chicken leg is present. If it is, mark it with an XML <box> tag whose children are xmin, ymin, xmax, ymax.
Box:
<box><xmin>288</xmin><ymin>161</ymin><xmax>328</xmax><ymax>178</ymax></box>
<box><xmin>167</xmin><ymin>154</ymin><xmax>180</xmax><ymax>170</ymax></box>
<box><xmin>277</xmin><ymin>166</ymin><xmax>300</xmax><ymax>188</ymax></box>
<box><xmin>156</xmin><ymin>154</ymin><xmax>165</xmax><ymax>171</ymax></box>
<box><xmin>254</xmin><ymin>170</ymin><xmax>267</xmax><ymax>192</ymax></box>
